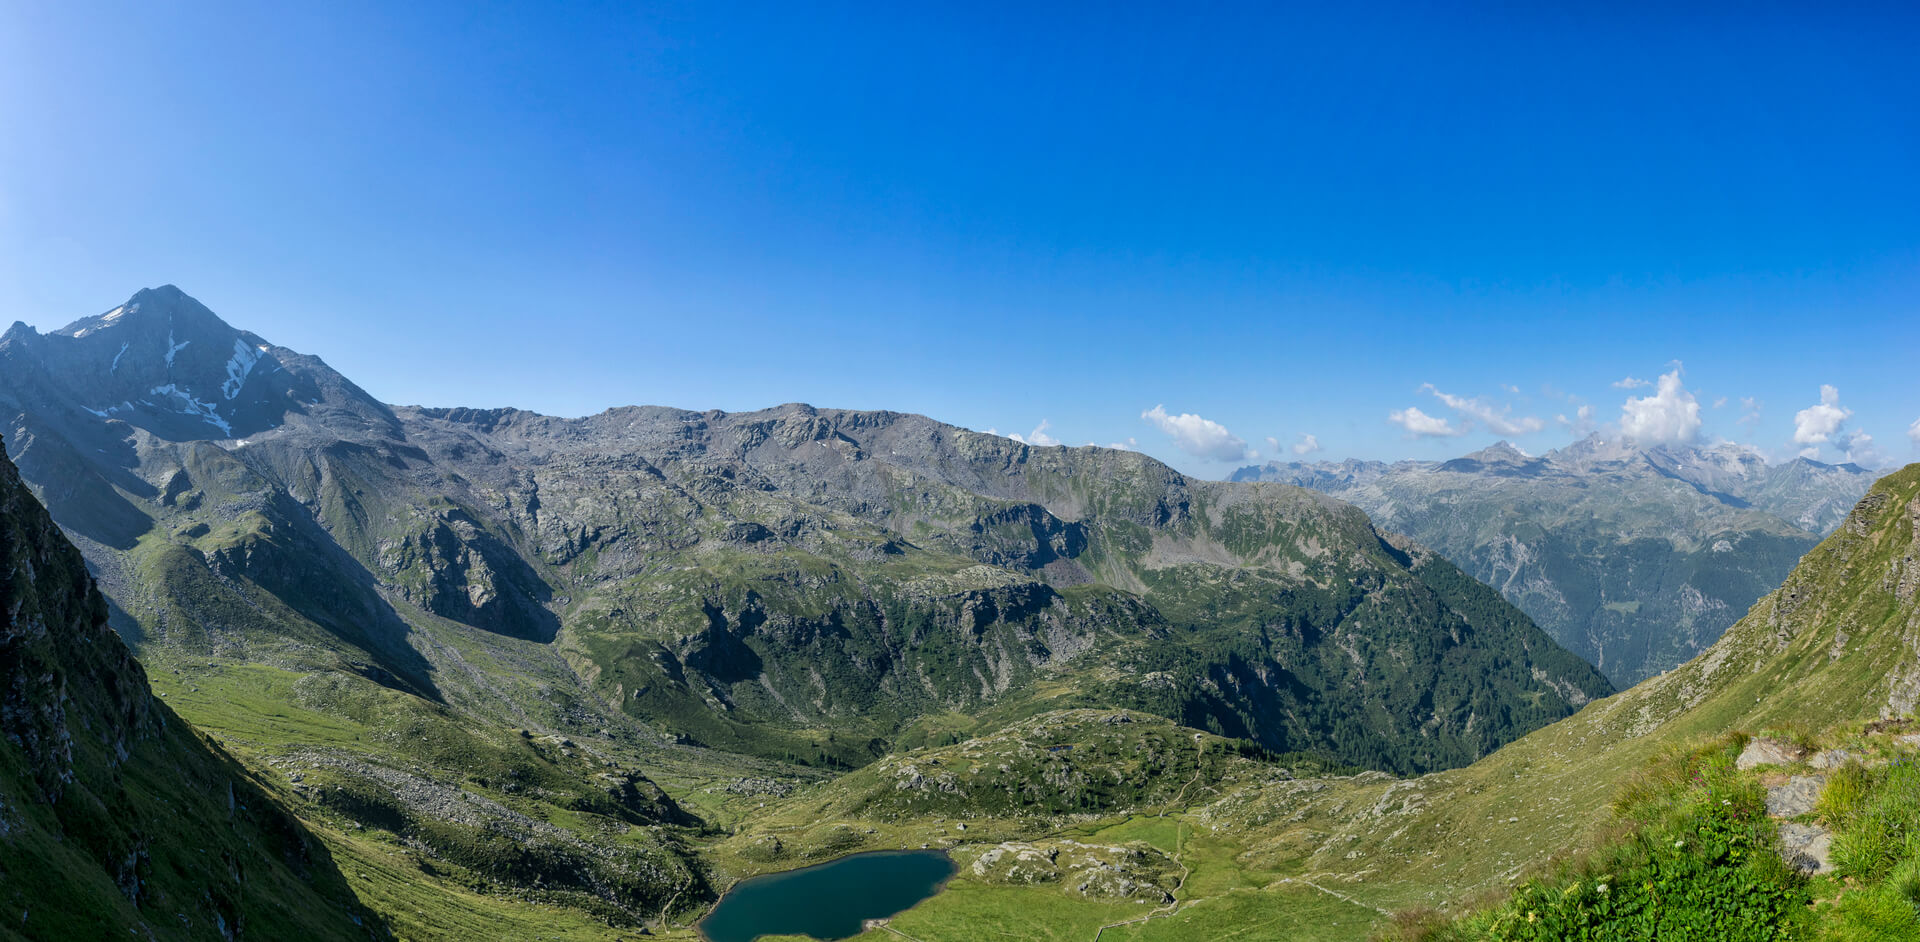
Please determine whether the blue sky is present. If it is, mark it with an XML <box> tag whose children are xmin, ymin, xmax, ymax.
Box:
<box><xmin>2</xmin><ymin>2</ymin><xmax>1916</xmax><ymax>476</ymax></box>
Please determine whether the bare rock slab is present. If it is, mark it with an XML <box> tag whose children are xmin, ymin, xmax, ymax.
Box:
<box><xmin>1766</xmin><ymin>775</ymin><xmax>1826</xmax><ymax>817</ymax></box>
<box><xmin>1737</xmin><ymin>737</ymin><xmax>1807</xmax><ymax>770</ymax></box>
<box><xmin>1777</xmin><ymin>822</ymin><xmax>1834</xmax><ymax>874</ymax></box>
<box><xmin>1808</xmin><ymin>749</ymin><xmax>1855</xmax><ymax>770</ymax></box>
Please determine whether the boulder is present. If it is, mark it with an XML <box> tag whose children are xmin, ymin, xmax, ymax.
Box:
<box><xmin>1766</xmin><ymin>775</ymin><xmax>1825</xmax><ymax>817</ymax></box>
<box><xmin>1736</xmin><ymin>737</ymin><xmax>1807</xmax><ymax>770</ymax></box>
<box><xmin>1777</xmin><ymin>822</ymin><xmax>1833</xmax><ymax>874</ymax></box>
<box><xmin>1807</xmin><ymin>749</ymin><xmax>1855</xmax><ymax>770</ymax></box>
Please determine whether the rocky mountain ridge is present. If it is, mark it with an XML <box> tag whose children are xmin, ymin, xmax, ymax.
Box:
<box><xmin>0</xmin><ymin>287</ymin><xmax>1612</xmax><ymax>780</ymax></box>
<box><xmin>1233</xmin><ymin>437</ymin><xmax>1880</xmax><ymax>684</ymax></box>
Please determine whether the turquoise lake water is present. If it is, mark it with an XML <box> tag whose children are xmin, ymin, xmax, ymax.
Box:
<box><xmin>698</xmin><ymin>849</ymin><xmax>957</xmax><ymax>942</ymax></box>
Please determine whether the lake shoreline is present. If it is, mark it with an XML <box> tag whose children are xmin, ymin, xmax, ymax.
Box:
<box><xmin>698</xmin><ymin>848</ymin><xmax>958</xmax><ymax>942</ymax></box>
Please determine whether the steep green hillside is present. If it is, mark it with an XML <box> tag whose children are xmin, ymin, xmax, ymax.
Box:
<box><xmin>0</xmin><ymin>437</ymin><xmax>381</xmax><ymax>940</ymax></box>
<box><xmin>1414</xmin><ymin>718</ymin><xmax>1920</xmax><ymax>941</ymax></box>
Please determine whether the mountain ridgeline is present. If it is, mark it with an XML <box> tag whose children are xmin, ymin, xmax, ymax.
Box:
<box><xmin>0</xmin><ymin>286</ymin><xmax>1606</xmax><ymax>782</ymax></box>
<box><xmin>1234</xmin><ymin>439</ymin><xmax>1879</xmax><ymax>686</ymax></box>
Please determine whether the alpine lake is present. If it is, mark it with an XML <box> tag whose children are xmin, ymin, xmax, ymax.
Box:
<box><xmin>698</xmin><ymin>849</ymin><xmax>957</xmax><ymax>942</ymax></box>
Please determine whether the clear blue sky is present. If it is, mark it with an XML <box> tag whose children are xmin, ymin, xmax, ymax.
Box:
<box><xmin>3</xmin><ymin>2</ymin><xmax>1916</xmax><ymax>475</ymax></box>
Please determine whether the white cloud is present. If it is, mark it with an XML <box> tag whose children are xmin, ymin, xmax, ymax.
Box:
<box><xmin>1841</xmin><ymin>430</ymin><xmax>1886</xmax><ymax>467</ymax></box>
<box><xmin>1555</xmin><ymin>404</ymin><xmax>1596</xmax><ymax>436</ymax></box>
<box><xmin>1389</xmin><ymin>406</ymin><xmax>1464</xmax><ymax>438</ymax></box>
<box><xmin>1612</xmin><ymin>376</ymin><xmax>1652</xmax><ymax>389</ymax></box>
<box><xmin>1291</xmin><ymin>434</ymin><xmax>1322</xmax><ymax>456</ymax></box>
<box><xmin>1792</xmin><ymin>385</ymin><xmax>1852</xmax><ymax>445</ymax></box>
<box><xmin>1140</xmin><ymin>405</ymin><xmax>1252</xmax><ymax>461</ymax></box>
<box><xmin>1909</xmin><ymin>417</ymin><xmax>1920</xmax><ymax>448</ymax></box>
<box><xmin>1619</xmin><ymin>367</ymin><xmax>1702</xmax><ymax>444</ymax></box>
<box><xmin>1501</xmin><ymin>383</ymin><xmax>1521</xmax><ymax>395</ymax></box>
<box><xmin>1093</xmin><ymin>437</ymin><xmax>1137</xmax><ymax>451</ymax></box>
<box><xmin>1712</xmin><ymin>396</ymin><xmax>1728</xmax><ymax>409</ymax></box>
<box><xmin>1007</xmin><ymin>420</ymin><xmax>1061</xmax><ymax>447</ymax></box>
<box><xmin>1264</xmin><ymin>436</ymin><xmax>1281</xmax><ymax>452</ymax></box>
<box><xmin>1799</xmin><ymin>446</ymin><xmax>1820</xmax><ymax>460</ymax></box>
<box><xmin>1737</xmin><ymin>397</ymin><xmax>1763</xmax><ymax>430</ymax></box>
<box><xmin>1421</xmin><ymin>384</ymin><xmax>1545</xmax><ymax>436</ymax></box>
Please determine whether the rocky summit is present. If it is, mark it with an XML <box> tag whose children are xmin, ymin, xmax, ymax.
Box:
<box><xmin>1234</xmin><ymin>437</ymin><xmax>1879</xmax><ymax>685</ymax></box>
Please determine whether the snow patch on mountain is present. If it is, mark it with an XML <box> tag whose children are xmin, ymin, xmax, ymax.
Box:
<box><xmin>150</xmin><ymin>384</ymin><xmax>231</xmax><ymax>436</ymax></box>
<box><xmin>222</xmin><ymin>338</ymin><xmax>262</xmax><ymax>399</ymax></box>
<box><xmin>165</xmin><ymin>330</ymin><xmax>191</xmax><ymax>366</ymax></box>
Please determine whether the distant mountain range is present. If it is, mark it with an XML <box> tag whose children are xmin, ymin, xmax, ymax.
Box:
<box><xmin>1232</xmin><ymin>436</ymin><xmax>1880</xmax><ymax>685</ymax></box>
<box><xmin>0</xmin><ymin>286</ymin><xmax>1611</xmax><ymax>930</ymax></box>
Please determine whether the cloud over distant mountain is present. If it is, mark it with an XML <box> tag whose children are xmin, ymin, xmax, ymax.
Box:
<box><xmin>1793</xmin><ymin>385</ymin><xmax>1852</xmax><ymax>445</ymax></box>
<box><xmin>1141</xmin><ymin>404</ymin><xmax>1252</xmax><ymax>461</ymax></box>
<box><xmin>1619</xmin><ymin>367</ymin><xmax>1702</xmax><ymax>444</ymax></box>
<box><xmin>1389</xmin><ymin>406</ymin><xmax>1464</xmax><ymax>438</ymax></box>
<box><xmin>1421</xmin><ymin>384</ymin><xmax>1545</xmax><ymax>436</ymax></box>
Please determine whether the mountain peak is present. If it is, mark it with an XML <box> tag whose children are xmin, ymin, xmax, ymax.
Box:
<box><xmin>1469</xmin><ymin>440</ymin><xmax>1530</xmax><ymax>461</ymax></box>
<box><xmin>54</xmin><ymin>284</ymin><xmax>233</xmax><ymax>341</ymax></box>
<box><xmin>1436</xmin><ymin>439</ymin><xmax>1546</xmax><ymax>476</ymax></box>
<box><xmin>0</xmin><ymin>286</ymin><xmax>360</xmax><ymax>442</ymax></box>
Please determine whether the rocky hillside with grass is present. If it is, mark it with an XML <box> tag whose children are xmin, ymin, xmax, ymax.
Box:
<box><xmin>714</xmin><ymin>464</ymin><xmax>1920</xmax><ymax>940</ymax></box>
<box><xmin>0</xmin><ymin>286</ymin><xmax>1621</xmax><ymax>935</ymax></box>
<box><xmin>1235</xmin><ymin>438</ymin><xmax>1879</xmax><ymax>685</ymax></box>
<box><xmin>0</xmin><ymin>436</ymin><xmax>382</xmax><ymax>940</ymax></box>
<box><xmin>2</xmin><ymin>288</ymin><xmax>1608</xmax><ymax>781</ymax></box>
